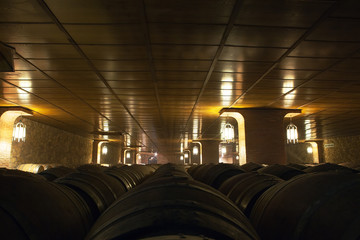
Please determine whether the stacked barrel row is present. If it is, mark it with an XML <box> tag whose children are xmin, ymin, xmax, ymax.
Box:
<box><xmin>85</xmin><ymin>164</ymin><xmax>260</xmax><ymax>240</ymax></box>
<box><xmin>0</xmin><ymin>164</ymin><xmax>156</xmax><ymax>240</ymax></box>
<box><xmin>188</xmin><ymin>163</ymin><xmax>360</xmax><ymax>240</ymax></box>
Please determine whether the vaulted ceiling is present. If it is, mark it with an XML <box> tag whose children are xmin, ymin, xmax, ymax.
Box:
<box><xmin>1</xmin><ymin>0</ymin><xmax>360</xmax><ymax>159</ymax></box>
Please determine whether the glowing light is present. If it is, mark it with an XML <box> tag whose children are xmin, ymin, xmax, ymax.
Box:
<box><xmin>184</xmin><ymin>132</ymin><xmax>189</xmax><ymax>149</ymax></box>
<box><xmin>221</xmin><ymin>81</ymin><xmax>233</xmax><ymax>105</ymax></box>
<box><xmin>180</xmin><ymin>142</ymin><xmax>184</xmax><ymax>153</ymax></box>
<box><xmin>154</xmin><ymin>152</ymin><xmax>158</xmax><ymax>157</ymax></box>
<box><xmin>286</xmin><ymin>122</ymin><xmax>298</xmax><ymax>144</ymax></box>
<box><xmin>125</xmin><ymin>134</ymin><xmax>131</xmax><ymax>146</ymax></box>
<box><xmin>307</xmin><ymin>146</ymin><xmax>313</xmax><ymax>154</ymax></box>
<box><xmin>221</xmin><ymin>146</ymin><xmax>227</xmax><ymax>155</ymax></box>
<box><xmin>126</xmin><ymin>152</ymin><xmax>131</xmax><ymax>159</ymax></box>
<box><xmin>103</xmin><ymin>120</ymin><xmax>109</xmax><ymax>131</ymax></box>
<box><xmin>184</xmin><ymin>153</ymin><xmax>189</xmax><ymax>158</ymax></box>
<box><xmin>13</xmin><ymin>120</ymin><xmax>26</xmax><ymax>142</ymax></box>
<box><xmin>180</xmin><ymin>155</ymin><xmax>184</xmax><ymax>161</ymax></box>
<box><xmin>102</xmin><ymin>145</ymin><xmax>108</xmax><ymax>155</ymax></box>
<box><xmin>193</xmin><ymin>118</ymin><xmax>199</xmax><ymax>139</ymax></box>
<box><xmin>193</xmin><ymin>146</ymin><xmax>199</xmax><ymax>155</ymax></box>
<box><xmin>221</xmin><ymin>123</ymin><xmax>235</xmax><ymax>142</ymax></box>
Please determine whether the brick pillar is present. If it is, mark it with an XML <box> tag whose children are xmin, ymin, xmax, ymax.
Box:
<box><xmin>199</xmin><ymin>139</ymin><xmax>221</xmax><ymax>164</ymax></box>
<box><xmin>220</xmin><ymin>108</ymin><xmax>301</xmax><ymax>165</ymax></box>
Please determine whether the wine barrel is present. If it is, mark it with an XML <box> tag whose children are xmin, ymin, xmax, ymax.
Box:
<box><xmin>85</xmin><ymin>164</ymin><xmax>260</xmax><ymax>240</ymax></box>
<box><xmin>305</xmin><ymin>163</ymin><xmax>358</xmax><ymax>173</ymax></box>
<box><xmin>38</xmin><ymin>166</ymin><xmax>76</xmax><ymax>181</ymax></box>
<box><xmin>189</xmin><ymin>164</ymin><xmax>245</xmax><ymax>189</ymax></box>
<box><xmin>77</xmin><ymin>164</ymin><xmax>108</xmax><ymax>173</ymax></box>
<box><xmin>0</xmin><ymin>169</ymin><xmax>92</xmax><ymax>240</ymax></box>
<box><xmin>250</xmin><ymin>172</ymin><xmax>360</xmax><ymax>240</ymax></box>
<box><xmin>55</xmin><ymin>171</ymin><xmax>125</xmax><ymax>220</ymax></box>
<box><xmin>226</xmin><ymin>173</ymin><xmax>283</xmax><ymax>217</ymax></box>
<box><xmin>257</xmin><ymin>164</ymin><xmax>305</xmax><ymax>180</ymax></box>
<box><xmin>287</xmin><ymin>163</ymin><xmax>307</xmax><ymax>170</ymax></box>
<box><xmin>17</xmin><ymin>163</ymin><xmax>45</xmax><ymax>173</ymax></box>
<box><xmin>240</xmin><ymin>162</ymin><xmax>264</xmax><ymax>172</ymax></box>
<box><xmin>219</xmin><ymin>172</ymin><xmax>258</xmax><ymax>195</ymax></box>
<box><xmin>188</xmin><ymin>163</ymin><xmax>215</xmax><ymax>181</ymax></box>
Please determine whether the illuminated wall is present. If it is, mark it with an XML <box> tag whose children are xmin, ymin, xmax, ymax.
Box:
<box><xmin>323</xmin><ymin>136</ymin><xmax>360</xmax><ymax>166</ymax></box>
<box><xmin>11</xmin><ymin>118</ymin><xmax>92</xmax><ymax>168</ymax></box>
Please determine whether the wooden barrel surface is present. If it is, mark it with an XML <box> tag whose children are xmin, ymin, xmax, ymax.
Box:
<box><xmin>226</xmin><ymin>173</ymin><xmax>283</xmax><ymax>217</ymax></box>
<box><xmin>257</xmin><ymin>164</ymin><xmax>305</xmax><ymax>180</ymax></box>
<box><xmin>55</xmin><ymin>171</ymin><xmax>124</xmax><ymax>219</ymax></box>
<box><xmin>38</xmin><ymin>166</ymin><xmax>76</xmax><ymax>181</ymax></box>
<box><xmin>86</xmin><ymin>164</ymin><xmax>260</xmax><ymax>240</ymax></box>
<box><xmin>17</xmin><ymin>163</ymin><xmax>45</xmax><ymax>173</ymax></box>
<box><xmin>240</xmin><ymin>162</ymin><xmax>264</xmax><ymax>172</ymax></box>
<box><xmin>305</xmin><ymin>163</ymin><xmax>358</xmax><ymax>173</ymax></box>
<box><xmin>0</xmin><ymin>169</ymin><xmax>91</xmax><ymax>240</ymax></box>
<box><xmin>250</xmin><ymin>172</ymin><xmax>360</xmax><ymax>240</ymax></box>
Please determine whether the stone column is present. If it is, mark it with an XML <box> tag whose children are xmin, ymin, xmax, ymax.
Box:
<box><xmin>199</xmin><ymin>139</ymin><xmax>221</xmax><ymax>164</ymax></box>
<box><xmin>220</xmin><ymin>108</ymin><xmax>301</xmax><ymax>165</ymax></box>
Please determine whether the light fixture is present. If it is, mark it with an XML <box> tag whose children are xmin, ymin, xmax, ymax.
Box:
<box><xmin>154</xmin><ymin>152</ymin><xmax>158</xmax><ymax>157</ymax></box>
<box><xmin>102</xmin><ymin>145</ymin><xmax>108</xmax><ymax>155</ymax></box>
<box><xmin>180</xmin><ymin>155</ymin><xmax>184</xmax><ymax>161</ymax></box>
<box><xmin>184</xmin><ymin>153</ymin><xmax>189</xmax><ymax>159</ymax></box>
<box><xmin>286</xmin><ymin>119</ymin><xmax>298</xmax><ymax>144</ymax></box>
<box><xmin>222</xmin><ymin>123</ymin><xmax>234</xmax><ymax>142</ymax></box>
<box><xmin>13</xmin><ymin>120</ymin><xmax>26</xmax><ymax>142</ymax></box>
<box><xmin>184</xmin><ymin>132</ymin><xmax>189</xmax><ymax>149</ymax></box>
<box><xmin>193</xmin><ymin>146</ymin><xmax>199</xmax><ymax>155</ymax></box>
<box><xmin>307</xmin><ymin>146</ymin><xmax>313</xmax><ymax>154</ymax></box>
<box><xmin>221</xmin><ymin>146</ymin><xmax>227</xmax><ymax>155</ymax></box>
<box><xmin>126</xmin><ymin>152</ymin><xmax>131</xmax><ymax>159</ymax></box>
<box><xmin>180</xmin><ymin>142</ymin><xmax>184</xmax><ymax>153</ymax></box>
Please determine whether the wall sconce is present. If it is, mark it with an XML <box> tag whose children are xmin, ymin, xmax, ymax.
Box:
<box><xmin>286</xmin><ymin>119</ymin><xmax>298</xmax><ymax>144</ymax></box>
<box><xmin>221</xmin><ymin>146</ymin><xmax>227</xmax><ymax>155</ymax></box>
<box><xmin>222</xmin><ymin>123</ymin><xmax>234</xmax><ymax>142</ymax></box>
<box><xmin>193</xmin><ymin>146</ymin><xmax>199</xmax><ymax>155</ymax></box>
<box><xmin>13</xmin><ymin>120</ymin><xmax>26</xmax><ymax>142</ymax></box>
<box><xmin>102</xmin><ymin>145</ymin><xmax>108</xmax><ymax>155</ymax></box>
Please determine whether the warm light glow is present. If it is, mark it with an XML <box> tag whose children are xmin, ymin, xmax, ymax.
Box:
<box><xmin>192</xmin><ymin>118</ymin><xmax>200</xmax><ymax>140</ymax></box>
<box><xmin>102</xmin><ymin>145</ymin><xmax>108</xmax><ymax>155</ymax></box>
<box><xmin>125</xmin><ymin>134</ymin><xmax>131</xmax><ymax>146</ymax></box>
<box><xmin>221</xmin><ymin>81</ymin><xmax>233</xmax><ymax>105</ymax></box>
<box><xmin>180</xmin><ymin>142</ymin><xmax>184</xmax><ymax>153</ymax></box>
<box><xmin>193</xmin><ymin>146</ymin><xmax>199</xmax><ymax>155</ymax></box>
<box><xmin>221</xmin><ymin>146</ymin><xmax>227</xmax><ymax>155</ymax></box>
<box><xmin>184</xmin><ymin>132</ymin><xmax>189</xmax><ymax>149</ymax></box>
<box><xmin>307</xmin><ymin>146</ymin><xmax>313</xmax><ymax>154</ymax></box>
<box><xmin>180</xmin><ymin>155</ymin><xmax>184</xmax><ymax>161</ymax></box>
<box><xmin>184</xmin><ymin>153</ymin><xmax>189</xmax><ymax>158</ymax></box>
<box><xmin>154</xmin><ymin>152</ymin><xmax>158</xmax><ymax>157</ymax></box>
<box><xmin>286</xmin><ymin>123</ymin><xmax>298</xmax><ymax>144</ymax></box>
<box><xmin>126</xmin><ymin>152</ymin><xmax>131</xmax><ymax>159</ymax></box>
<box><xmin>103</xmin><ymin>121</ymin><xmax>109</xmax><ymax>131</ymax></box>
<box><xmin>13</xmin><ymin>121</ymin><xmax>26</xmax><ymax>142</ymax></box>
<box><xmin>221</xmin><ymin>123</ymin><xmax>234</xmax><ymax>142</ymax></box>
